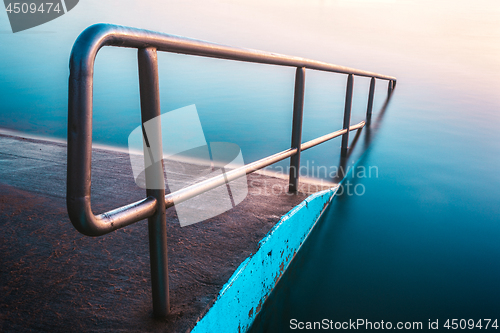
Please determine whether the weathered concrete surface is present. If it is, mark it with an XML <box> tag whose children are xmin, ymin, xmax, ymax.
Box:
<box><xmin>0</xmin><ymin>133</ymin><xmax>332</xmax><ymax>332</ymax></box>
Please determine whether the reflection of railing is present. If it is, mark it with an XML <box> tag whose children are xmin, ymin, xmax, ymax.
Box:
<box><xmin>67</xmin><ymin>23</ymin><xmax>396</xmax><ymax>317</ymax></box>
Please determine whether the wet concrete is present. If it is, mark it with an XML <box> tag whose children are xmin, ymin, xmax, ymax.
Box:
<box><xmin>0</xmin><ymin>133</ymin><xmax>331</xmax><ymax>332</ymax></box>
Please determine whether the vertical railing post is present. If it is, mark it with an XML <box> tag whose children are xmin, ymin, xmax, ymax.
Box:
<box><xmin>341</xmin><ymin>74</ymin><xmax>354</xmax><ymax>157</ymax></box>
<box><xmin>366</xmin><ymin>77</ymin><xmax>375</xmax><ymax>119</ymax></box>
<box><xmin>288</xmin><ymin>67</ymin><xmax>306</xmax><ymax>193</ymax></box>
<box><xmin>387</xmin><ymin>79</ymin><xmax>393</xmax><ymax>96</ymax></box>
<box><xmin>138</xmin><ymin>47</ymin><xmax>170</xmax><ymax>318</ymax></box>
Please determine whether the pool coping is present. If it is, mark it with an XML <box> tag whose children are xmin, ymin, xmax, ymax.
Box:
<box><xmin>189</xmin><ymin>186</ymin><xmax>338</xmax><ymax>333</ymax></box>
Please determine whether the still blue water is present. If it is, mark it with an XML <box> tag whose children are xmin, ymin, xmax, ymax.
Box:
<box><xmin>1</xmin><ymin>0</ymin><xmax>499</xmax><ymax>330</ymax></box>
<box><xmin>249</xmin><ymin>81</ymin><xmax>500</xmax><ymax>331</ymax></box>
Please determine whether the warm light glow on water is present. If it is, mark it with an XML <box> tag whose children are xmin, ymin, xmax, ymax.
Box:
<box><xmin>0</xmin><ymin>0</ymin><xmax>499</xmax><ymax>330</ymax></box>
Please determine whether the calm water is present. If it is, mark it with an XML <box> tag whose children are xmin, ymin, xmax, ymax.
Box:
<box><xmin>249</xmin><ymin>80</ymin><xmax>500</xmax><ymax>331</ymax></box>
<box><xmin>1</xmin><ymin>0</ymin><xmax>499</xmax><ymax>330</ymax></box>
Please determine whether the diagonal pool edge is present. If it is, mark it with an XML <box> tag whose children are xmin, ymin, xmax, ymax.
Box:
<box><xmin>189</xmin><ymin>186</ymin><xmax>339</xmax><ymax>333</ymax></box>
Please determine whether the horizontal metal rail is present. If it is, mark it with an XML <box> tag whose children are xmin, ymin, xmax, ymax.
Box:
<box><xmin>67</xmin><ymin>23</ymin><xmax>396</xmax><ymax>317</ymax></box>
<box><xmin>301</xmin><ymin>121</ymin><xmax>365</xmax><ymax>151</ymax></box>
<box><xmin>69</xmin><ymin>24</ymin><xmax>396</xmax><ymax>81</ymax></box>
<box><xmin>91</xmin><ymin>121</ymin><xmax>365</xmax><ymax>230</ymax></box>
<box><xmin>163</xmin><ymin>121</ymin><xmax>365</xmax><ymax>208</ymax></box>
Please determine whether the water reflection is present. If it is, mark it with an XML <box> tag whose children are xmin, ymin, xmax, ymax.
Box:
<box><xmin>332</xmin><ymin>81</ymin><xmax>395</xmax><ymax>185</ymax></box>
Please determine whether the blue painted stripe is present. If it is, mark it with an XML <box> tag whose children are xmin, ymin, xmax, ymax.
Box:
<box><xmin>190</xmin><ymin>186</ymin><xmax>338</xmax><ymax>333</ymax></box>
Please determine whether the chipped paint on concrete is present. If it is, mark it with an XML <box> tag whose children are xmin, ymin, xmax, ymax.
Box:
<box><xmin>190</xmin><ymin>186</ymin><xmax>338</xmax><ymax>333</ymax></box>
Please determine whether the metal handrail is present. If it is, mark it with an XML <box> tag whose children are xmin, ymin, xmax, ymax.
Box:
<box><xmin>67</xmin><ymin>23</ymin><xmax>396</xmax><ymax>317</ymax></box>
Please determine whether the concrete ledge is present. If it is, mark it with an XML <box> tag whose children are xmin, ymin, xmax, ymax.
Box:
<box><xmin>190</xmin><ymin>187</ymin><xmax>338</xmax><ymax>333</ymax></box>
<box><xmin>0</xmin><ymin>132</ymin><xmax>337</xmax><ymax>332</ymax></box>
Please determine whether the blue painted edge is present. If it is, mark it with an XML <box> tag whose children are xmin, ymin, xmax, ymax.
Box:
<box><xmin>189</xmin><ymin>186</ymin><xmax>339</xmax><ymax>333</ymax></box>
